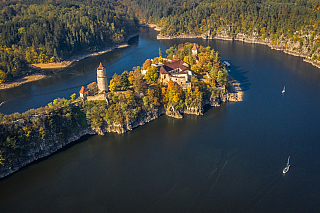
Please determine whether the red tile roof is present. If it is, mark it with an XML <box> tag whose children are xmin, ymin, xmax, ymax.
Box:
<box><xmin>79</xmin><ymin>86</ymin><xmax>88</xmax><ymax>94</ymax></box>
<box><xmin>159</xmin><ymin>60</ymin><xmax>188</xmax><ymax>75</ymax></box>
<box><xmin>97</xmin><ymin>62</ymin><xmax>105</xmax><ymax>69</ymax></box>
<box><xmin>192</xmin><ymin>43</ymin><xmax>197</xmax><ymax>50</ymax></box>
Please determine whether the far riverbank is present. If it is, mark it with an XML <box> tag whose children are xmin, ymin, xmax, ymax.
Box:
<box><xmin>154</xmin><ymin>28</ymin><xmax>320</xmax><ymax>69</ymax></box>
<box><xmin>0</xmin><ymin>31</ymin><xmax>140</xmax><ymax>91</ymax></box>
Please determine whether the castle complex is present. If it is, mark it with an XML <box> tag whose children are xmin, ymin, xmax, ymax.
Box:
<box><xmin>79</xmin><ymin>62</ymin><xmax>108</xmax><ymax>101</ymax></box>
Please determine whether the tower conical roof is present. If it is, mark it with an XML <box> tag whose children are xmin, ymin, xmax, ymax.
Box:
<box><xmin>97</xmin><ymin>62</ymin><xmax>105</xmax><ymax>69</ymax></box>
<box><xmin>192</xmin><ymin>43</ymin><xmax>197</xmax><ymax>50</ymax></box>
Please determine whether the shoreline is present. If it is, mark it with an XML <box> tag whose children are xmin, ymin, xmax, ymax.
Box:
<box><xmin>0</xmin><ymin>30</ymin><xmax>140</xmax><ymax>91</ymax></box>
<box><xmin>156</xmin><ymin>32</ymin><xmax>320</xmax><ymax>69</ymax></box>
<box><xmin>0</xmin><ymin>73</ymin><xmax>47</xmax><ymax>91</ymax></box>
<box><xmin>138</xmin><ymin>23</ymin><xmax>162</xmax><ymax>31</ymax></box>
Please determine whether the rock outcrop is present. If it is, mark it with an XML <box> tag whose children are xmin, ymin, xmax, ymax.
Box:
<box><xmin>104</xmin><ymin>109</ymin><xmax>165</xmax><ymax>134</ymax></box>
<box><xmin>166</xmin><ymin>110</ymin><xmax>183</xmax><ymax>119</ymax></box>
<box><xmin>183</xmin><ymin>107</ymin><xmax>203</xmax><ymax>115</ymax></box>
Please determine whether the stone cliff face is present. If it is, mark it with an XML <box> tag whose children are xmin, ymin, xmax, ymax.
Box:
<box><xmin>166</xmin><ymin>110</ymin><xmax>183</xmax><ymax>119</ymax></box>
<box><xmin>103</xmin><ymin>109</ymin><xmax>165</xmax><ymax>134</ymax></box>
<box><xmin>0</xmin><ymin>127</ymin><xmax>97</xmax><ymax>178</ymax></box>
<box><xmin>183</xmin><ymin>107</ymin><xmax>203</xmax><ymax>116</ymax></box>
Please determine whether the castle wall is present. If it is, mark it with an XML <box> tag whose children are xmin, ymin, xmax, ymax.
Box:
<box><xmin>87</xmin><ymin>93</ymin><xmax>108</xmax><ymax>101</ymax></box>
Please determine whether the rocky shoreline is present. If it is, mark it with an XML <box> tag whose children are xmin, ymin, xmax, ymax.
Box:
<box><xmin>0</xmin><ymin>109</ymin><xmax>162</xmax><ymax>178</ymax></box>
<box><xmin>0</xmin><ymin>77</ymin><xmax>243</xmax><ymax>178</ymax></box>
<box><xmin>157</xmin><ymin>32</ymin><xmax>320</xmax><ymax>69</ymax></box>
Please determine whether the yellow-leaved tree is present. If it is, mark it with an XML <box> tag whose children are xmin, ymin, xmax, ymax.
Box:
<box><xmin>0</xmin><ymin>70</ymin><xmax>7</xmax><ymax>83</ymax></box>
<box><xmin>109</xmin><ymin>79</ymin><xmax>116</xmax><ymax>92</ymax></box>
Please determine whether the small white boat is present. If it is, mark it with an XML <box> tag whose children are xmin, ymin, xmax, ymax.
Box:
<box><xmin>282</xmin><ymin>86</ymin><xmax>285</xmax><ymax>93</ymax></box>
<box><xmin>283</xmin><ymin>156</ymin><xmax>290</xmax><ymax>174</ymax></box>
<box><xmin>223</xmin><ymin>61</ymin><xmax>231</xmax><ymax>67</ymax></box>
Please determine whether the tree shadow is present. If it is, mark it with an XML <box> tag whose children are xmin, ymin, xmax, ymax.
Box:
<box><xmin>227</xmin><ymin>63</ymin><xmax>251</xmax><ymax>91</ymax></box>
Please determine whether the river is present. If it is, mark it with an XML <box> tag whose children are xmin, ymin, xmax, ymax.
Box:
<box><xmin>0</xmin><ymin>27</ymin><xmax>320</xmax><ymax>212</ymax></box>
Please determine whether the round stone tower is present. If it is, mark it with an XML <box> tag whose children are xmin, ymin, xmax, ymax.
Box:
<box><xmin>97</xmin><ymin>62</ymin><xmax>108</xmax><ymax>92</ymax></box>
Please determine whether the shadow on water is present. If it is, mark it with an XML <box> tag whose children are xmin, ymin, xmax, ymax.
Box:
<box><xmin>128</xmin><ymin>34</ymin><xmax>139</xmax><ymax>45</ymax></box>
<box><xmin>0</xmin><ymin>134</ymin><xmax>95</xmax><ymax>181</ymax></box>
<box><xmin>229</xmin><ymin>65</ymin><xmax>251</xmax><ymax>91</ymax></box>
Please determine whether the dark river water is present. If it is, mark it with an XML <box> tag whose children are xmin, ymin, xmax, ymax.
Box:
<box><xmin>1</xmin><ymin>27</ymin><xmax>320</xmax><ymax>213</ymax></box>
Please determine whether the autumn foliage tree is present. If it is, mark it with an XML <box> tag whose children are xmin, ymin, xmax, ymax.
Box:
<box><xmin>142</xmin><ymin>59</ymin><xmax>152</xmax><ymax>70</ymax></box>
<box><xmin>144</xmin><ymin>66</ymin><xmax>159</xmax><ymax>84</ymax></box>
<box><xmin>133</xmin><ymin>70</ymin><xmax>146</xmax><ymax>93</ymax></box>
<box><xmin>164</xmin><ymin>80</ymin><xmax>184</xmax><ymax>110</ymax></box>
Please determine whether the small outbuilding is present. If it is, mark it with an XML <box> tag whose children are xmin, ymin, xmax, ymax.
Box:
<box><xmin>79</xmin><ymin>86</ymin><xmax>88</xmax><ymax>98</ymax></box>
<box><xmin>192</xmin><ymin>43</ymin><xmax>198</xmax><ymax>55</ymax></box>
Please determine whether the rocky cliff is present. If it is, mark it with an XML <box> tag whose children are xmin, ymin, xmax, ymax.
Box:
<box><xmin>0</xmin><ymin>108</ymin><xmax>166</xmax><ymax>178</ymax></box>
<box><xmin>103</xmin><ymin>108</ymin><xmax>166</xmax><ymax>134</ymax></box>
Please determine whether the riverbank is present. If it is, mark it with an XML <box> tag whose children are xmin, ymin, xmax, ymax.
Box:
<box><xmin>0</xmin><ymin>73</ymin><xmax>46</xmax><ymax>90</ymax></box>
<box><xmin>139</xmin><ymin>23</ymin><xmax>162</xmax><ymax>31</ymax></box>
<box><xmin>156</xmin><ymin>32</ymin><xmax>320</xmax><ymax>69</ymax></box>
<box><xmin>0</xmin><ymin>31</ymin><xmax>140</xmax><ymax>91</ymax></box>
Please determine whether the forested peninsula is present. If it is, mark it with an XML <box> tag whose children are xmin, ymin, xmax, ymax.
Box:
<box><xmin>125</xmin><ymin>0</ymin><xmax>320</xmax><ymax>68</ymax></box>
<box><xmin>0</xmin><ymin>0</ymin><xmax>138</xmax><ymax>83</ymax></box>
<box><xmin>0</xmin><ymin>43</ymin><xmax>242</xmax><ymax>178</ymax></box>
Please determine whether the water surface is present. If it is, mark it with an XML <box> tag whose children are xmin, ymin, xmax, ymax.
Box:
<box><xmin>0</xmin><ymin>28</ymin><xmax>320</xmax><ymax>213</ymax></box>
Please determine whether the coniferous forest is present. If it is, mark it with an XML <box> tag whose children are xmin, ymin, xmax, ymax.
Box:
<box><xmin>0</xmin><ymin>0</ymin><xmax>138</xmax><ymax>82</ymax></box>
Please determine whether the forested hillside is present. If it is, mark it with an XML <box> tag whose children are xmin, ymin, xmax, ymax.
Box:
<box><xmin>1</xmin><ymin>0</ymin><xmax>319</xmax><ymax>83</ymax></box>
<box><xmin>0</xmin><ymin>0</ymin><xmax>138</xmax><ymax>82</ymax></box>
<box><xmin>125</xmin><ymin>0</ymin><xmax>320</xmax><ymax>65</ymax></box>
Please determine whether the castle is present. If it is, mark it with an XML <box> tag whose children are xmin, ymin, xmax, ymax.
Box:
<box><xmin>79</xmin><ymin>62</ymin><xmax>108</xmax><ymax>100</ymax></box>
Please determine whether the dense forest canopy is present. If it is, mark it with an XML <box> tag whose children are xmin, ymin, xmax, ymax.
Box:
<box><xmin>126</xmin><ymin>0</ymin><xmax>320</xmax><ymax>36</ymax></box>
<box><xmin>0</xmin><ymin>0</ymin><xmax>138</xmax><ymax>82</ymax></box>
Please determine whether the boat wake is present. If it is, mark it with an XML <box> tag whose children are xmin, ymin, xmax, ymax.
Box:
<box><xmin>188</xmin><ymin>150</ymin><xmax>230</xmax><ymax>212</ymax></box>
<box><xmin>242</xmin><ymin>175</ymin><xmax>283</xmax><ymax>213</ymax></box>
